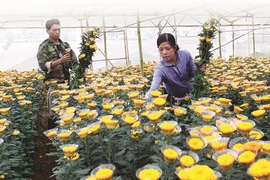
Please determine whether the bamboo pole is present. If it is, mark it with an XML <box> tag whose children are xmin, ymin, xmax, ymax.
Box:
<box><xmin>123</xmin><ymin>29</ymin><xmax>130</xmax><ymax>65</ymax></box>
<box><xmin>218</xmin><ymin>29</ymin><xmax>222</xmax><ymax>58</ymax></box>
<box><xmin>232</xmin><ymin>25</ymin><xmax>235</xmax><ymax>57</ymax></box>
<box><xmin>252</xmin><ymin>15</ymin><xmax>256</xmax><ymax>57</ymax></box>
<box><xmin>137</xmin><ymin>9</ymin><xmax>144</xmax><ymax>76</ymax></box>
<box><xmin>102</xmin><ymin>14</ymin><xmax>108</xmax><ymax>69</ymax></box>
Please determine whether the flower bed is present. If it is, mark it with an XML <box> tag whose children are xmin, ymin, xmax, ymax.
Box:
<box><xmin>0</xmin><ymin>70</ymin><xmax>44</xmax><ymax>179</ymax></box>
<box><xmin>42</xmin><ymin>57</ymin><xmax>270</xmax><ymax>180</ymax></box>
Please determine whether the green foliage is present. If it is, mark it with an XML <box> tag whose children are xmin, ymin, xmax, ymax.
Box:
<box><xmin>69</xmin><ymin>27</ymin><xmax>100</xmax><ymax>90</ymax></box>
<box><xmin>192</xmin><ymin>18</ymin><xmax>219</xmax><ymax>99</ymax></box>
<box><xmin>0</xmin><ymin>74</ymin><xmax>44</xmax><ymax>179</ymax></box>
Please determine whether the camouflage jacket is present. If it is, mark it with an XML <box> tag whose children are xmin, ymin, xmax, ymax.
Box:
<box><xmin>37</xmin><ymin>38</ymin><xmax>78</xmax><ymax>81</ymax></box>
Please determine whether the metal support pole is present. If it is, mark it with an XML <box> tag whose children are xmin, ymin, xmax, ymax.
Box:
<box><xmin>79</xmin><ymin>19</ymin><xmax>83</xmax><ymax>34</ymax></box>
<box><xmin>232</xmin><ymin>25</ymin><xmax>235</xmax><ymax>57</ymax></box>
<box><xmin>247</xmin><ymin>26</ymin><xmax>250</xmax><ymax>55</ymax></box>
<box><xmin>218</xmin><ymin>29</ymin><xmax>222</xmax><ymax>58</ymax></box>
<box><xmin>102</xmin><ymin>14</ymin><xmax>109</xmax><ymax>69</ymax></box>
<box><xmin>252</xmin><ymin>16</ymin><xmax>256</xmax><ymax>57</ymax></box>
<box><xmin>137</xmin><ymin>9</ymin><xmax>144</xmax><ymax>76</ymax></box>
<box><xmin>123</xmin><ymin>29</ymin><xmax>130</xmax><ymax>65</ymax></box>
<box><xmin>124</xmin><ymin>16</ymin><xmax>130</xmax><ymax>65</ymax></box>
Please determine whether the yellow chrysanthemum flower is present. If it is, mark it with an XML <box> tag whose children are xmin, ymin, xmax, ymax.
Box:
<box><xmin>180</xmin><ymin>155</ymin><xmax>195</xmax><ymax>168</ymax></box>
<box><xmin>238</xmin><ymin>151</ymin><xmax>256</xmax><ymax>165</ymax></box>
<box><xmin>219</xmin><ymin>98</ymin><xmax>231</xmax><ymax>105</ymax></box>
<box><xmin>129</xmin><ymin>92</ymin><xmax>139</xmax><ymax>99</ymax></box>
<box><xmin>163</xmin><ymin>148</ymin><xmax>179</xmax><ymax>162</ymax></box>
<box><xmin>78</xmin><ymin>128</ymin><xmax>89</xmax><ymax>139</ymax></box>
<box><xmin>132</xmin><ymin>121</ymin><xmax>141</xmax><ymax>128</ymax></box>
<box><xmin>251</xmin><ymin>110</ymin><xmax>265</xmax><ymax>120</ymax></box>
<box><xmin>234</xmin><ymin>106</ymin><xmax>243</xmax><ymax>114</ymax></box>
<box><xmin>123</xmin><ymin>116</ymin><xmax>137</xmax><ymax>125</ymax></box>
<box><xmin>237</xmin><ymin>122</ymin><xmax>254</xmax><ymax>134</ymax></box>
<box><xmin>153</xmin><ymin>98</ymin><xmax>166</xmax><ymax>107</ymax></box>
<box><xmin>249</xmin><ymin>130</ymin><xmax>263</xmax><ymax>140</ymax></box>
<box><xmin>150</xmin><ymin>90</ymin><xmax>162</xmax><ymax>98</ymax></box>
<box><xmin>232</xmin><ymin>143</ymin><xmax>244</xmax><ymax>151</ymax></box>
<box><xmin>131</xmin><ymin>130</ymin><xmax>142</xmax><ymax>141</ymax></box>
<box><xmin>188</xmin><ymin>165</ymin><xmax>217</xmax><ymax>180</ymax></box>
<box><xmin>200</xmin><ymin>126</ymin><xmax>214</xmax><ymax>136</ymax></box>
<box><xmin>79</xmin><ymin>111</ymin><xmax>88</xmax><ymax>118</ymax></box>
<box><xmin>62</xmin><ymin>145</ymin><xmax>78</xmax><ymax>157</ymax></box>
<box><xmin>219</xmin><ymin>123</ymin><xmax>235</xmax><ymax>136</ymax></box>
<box><xmin>240</xmin><ymin>103</ymin><xmax>249</xmax><ymax>109</ymax></box>
<box><xmin>133</xmin><ymin>99</ymin><xmax>145</xmax><ymax>108</ymax></box>
<box><xmin>147</xmin><ymin>112</ymin><xmax>162</xmax><ymax>123</ymax></box>
<box><xmin>217</xmin><ymin>154</ymin><xmax>235</xmax><ymax>169</ymax></box>
<box><xmin>188</xmin><ymin>138</ymin><xmax>205</xmax><ymax>152</ymax></box>
<box><xmin>177</xmin><ymin>169</ymin><xmax>189</xmax><ymax>180</ymax></box>
<box><xmin>12</xmin><ymin>130</ymin><xmax>19</xmax><ymax>136</ymax></box>
<box><xmin>202</xmin><ymin>114</ymin><xmax>214</xmax><ymax>122</ymax></box>
<box><xmin>262</xmin><ymin>143</ymin><xmax>270</xmax><ymax>153</ymax></box>
<box><xmin>244</xmin><ymin>141</ymin><xmax>262</xmax><ymax>152</ymax></box>
<box><xmin>112</xmin><ymin>108</ymin><xmax>123</xmax><ymax>116</ymax></box>
<box><xmin>46</xmin><ymin>130</ymin><xmax>57</xmax><ymax>139</ymax></box>
<box><xmin>95</xmin><ymin>168</ymin><xmax>113</xmax><ymax>180</ymax></box>
<box><xmin>248</xmin><ymin>159</ymin><xmax>270</xmax><ymax>179</ymax></box>
<box><xmin>57</xmin><ymin>132</ymin><xmax>70</xmax><ymax>141</ymax></box>
<box><xmin>138</xmin><ymin>168</ymin><xmax>161</xmax><ymax>180</ymax></box>
<box><xmin>103</xmin><ymin>104</ymin><xmax>113</xmax><ymax>111</ymax></box>
<box><xmin>174</xmin><ymin>108</ymin><xmax>187</xmax><ymax>116</ymax></box>
<box><xmin>236</xmin><ymin>114</ymin><xmax>248</xmax><ymax>121</ymax></box>
<box><xmin>211</xmin><ymin>141</ymin><xmax>227</xmax><ymax>152</ymax></box>
<box><xmin>104</xmin><ymin>119</ymin><xmax>119</xmax><ymax>129</ymax></box>
<box><xmin>194</xmin><ymin>107</ymin><xmax>204</xmax><ymax>116</ymax></box>
<box><xmin>159</xmin><ymin>122</ymin><xmax>176</xmax><ymax>135</ymax></box>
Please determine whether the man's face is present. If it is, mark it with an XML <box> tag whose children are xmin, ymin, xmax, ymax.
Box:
<box><xmin>47</xmin><ymin>24</ymin><xmax>61</xmax><ymax>40</ymax></box>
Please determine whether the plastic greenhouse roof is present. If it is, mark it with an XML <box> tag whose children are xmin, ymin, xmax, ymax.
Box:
<box><xmin>1</xmin><ymin>0</ymin><xmax>270</xmax><ymax>29</ymax></box>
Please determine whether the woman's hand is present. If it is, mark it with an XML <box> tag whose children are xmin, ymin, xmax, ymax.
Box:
<box><xmin>199</xmin><ymin>64</ymin><xmax>206</xmax><ymax>72</ymax></box>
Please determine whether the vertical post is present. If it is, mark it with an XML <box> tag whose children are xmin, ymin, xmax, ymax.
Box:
<box><xmin>218</xmin><ymin>29</ymin><xmax>222</xmax><ymax>58</ymax></box>
<box><xmin>232</xmin><ymin>24</ymin><xmax>235</xmax><ymax>57</ymax></box>
<box><xmin>247</xmin><ymin>26</ymin><xmax>250</xmax><ymax>56</ymax></box>
<box><xmin>252</xmin><ymin>15</ymin><xmax>256</xmax><ymax>57</ymax></box>
<box><xmin>123</xmin><ymin>29</ymin><xmax>130</xmax><ymax>65</ymax></box>
<box><xmin>157</xmin><ymin>22</ymin><xmax>162</xmax><ymax>36</ymax></box>
<box><xmin>137</xmin><ymin>8</ymin><xmax>144</xmax><ymax>76</ymax></box>
<box><xmin>124</xmin><ymin>16</ymin><xmax>130</xmax><ymax>65</ymax></box>
<box><xmin>102</xmin><ymin>14</ymin><xmax>108</xmax><ymax>69</ymax></box>
<box><xmin>174</xmin><ymin>15</ymin><xmax>177</xmax><ymax>42</ymax></box>
<box><xmin>79</xmin><ymin>19</ymin><xmax>83</xmax><ymax>34</ymax></box>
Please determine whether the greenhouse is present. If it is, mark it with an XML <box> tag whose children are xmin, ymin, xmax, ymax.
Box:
<box><xmin>0</xmin><ymin>0</ymin><xmax>269</xmax><ymax>180</ymax></box>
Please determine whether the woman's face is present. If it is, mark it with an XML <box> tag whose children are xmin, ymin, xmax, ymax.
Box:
<box><xmin>158</xmin><ymin>41</ymin><xmax>176</xmax><ymax>62</ymax></box>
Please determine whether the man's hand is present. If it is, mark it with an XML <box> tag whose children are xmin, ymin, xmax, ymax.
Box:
<box><xmin>60</xmin><ymin>54</ymin><xmax>70</xmax><ymax>63</ymax></box>
<box><xmin>199</xmin><ymin>64</ymin><xmax>206</xmax><ymax>72</ymax></box>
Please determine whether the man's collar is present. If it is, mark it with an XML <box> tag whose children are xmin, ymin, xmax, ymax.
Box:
<box><xmin>48</xmin><ymin>38</ymin><xmax>62</xmax><ymax>44</ymax></box>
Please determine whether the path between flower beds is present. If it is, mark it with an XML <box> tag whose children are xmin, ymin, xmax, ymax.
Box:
<box><xmin>32</xmin><ymin>110</ymin><xmax>56</xmax><ymax>180</ymax></box>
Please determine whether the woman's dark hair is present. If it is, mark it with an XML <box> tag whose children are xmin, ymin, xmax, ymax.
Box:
<box><xmin>46</xmin><ymin>19</ymin><xmax>60</xmax><ymax>30</ymax></box>
<box><xmin>157</xmin><ymin>33</ymin><xmax>179</xmax><ymax>51</ymax></box>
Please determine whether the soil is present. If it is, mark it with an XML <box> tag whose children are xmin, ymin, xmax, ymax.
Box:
<box><xmin>32</xmin><ymin>110</ymin><xmax>56</xmax><ymax>180</ymax></box>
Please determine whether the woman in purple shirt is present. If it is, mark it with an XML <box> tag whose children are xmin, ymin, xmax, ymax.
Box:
<box><xmin>146</xmin><ymin>33</ymin><xmax>205</xmax><ymax>102</ymax></box>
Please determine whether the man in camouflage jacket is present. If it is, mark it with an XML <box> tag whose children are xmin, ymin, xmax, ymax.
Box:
<box><xmin>37</xmin><ymin>18</ymin><xmax>78</xmax><ymax>83</ymax></box>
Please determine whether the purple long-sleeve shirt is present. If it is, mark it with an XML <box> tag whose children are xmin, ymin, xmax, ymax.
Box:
<box><xmin>146</xmin><ymin>50</ymin><xmax>196</xmax><ymax>100</ymax></box>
